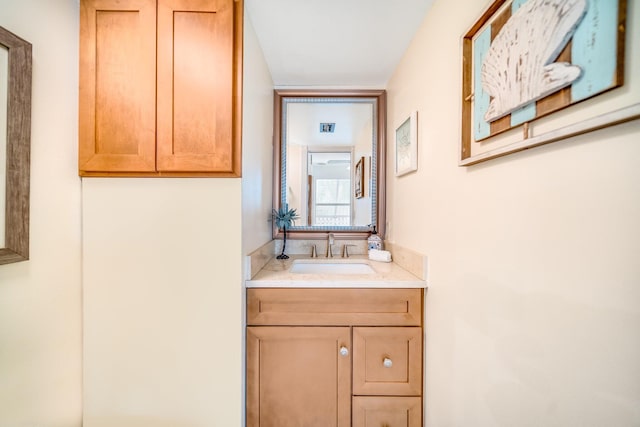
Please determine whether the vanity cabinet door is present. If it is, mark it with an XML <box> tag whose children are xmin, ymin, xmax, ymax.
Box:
<box><xmin>246</xmin><ymin>326</ymin><xmax>351</xmax><ymax>427</ymax></box>
<box><xmin>352</xmin><ymin>396</ymin><xmax>422</xmax><ymax>427</ymax></box>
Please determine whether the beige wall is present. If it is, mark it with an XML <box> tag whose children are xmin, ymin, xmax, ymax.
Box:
<box><xmin>0</xmin><ymin>0</ymin><xmax>83</xmax><ymax>426</ymax></box>
<box><xmin>242</xmin><ymin>11</ymin><xmax>274</xmax><ymax>255</ymax></box>
<box><xmin>354</xmin><ymin>116</ymin><xmax>373</xmax><ymax>226</ymax></box>
<box><xmin>82</xmin><ymin>179</ymin><xmax>242</xmax><ymax>427</ymax></box>
<box><xmin>386</xmin><ymin>0</ymin><xmax>640</xmax><ymax>426</ymax></box>
<box><xmin>240</xmin><ymin>13</ymin><xmax>274</xmax><ymax>426</ymax></box>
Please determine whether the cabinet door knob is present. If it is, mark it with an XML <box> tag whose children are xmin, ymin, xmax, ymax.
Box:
<box><xmin>339</xmin><ymin>346</ymin><xmax>349</xmax><ymax>357</ymax></box>
<box><xmin>383</xmin><ymin>357</ymin><xmax>393</xmax><ymax>368</ymax></box>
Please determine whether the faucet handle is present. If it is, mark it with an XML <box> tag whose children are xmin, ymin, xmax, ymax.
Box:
<box><xmin>342</xmin><ymin>244</ymin><xmax>356</xmax><ymax>258</ymax></box>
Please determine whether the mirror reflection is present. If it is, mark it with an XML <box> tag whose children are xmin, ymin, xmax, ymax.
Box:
<box><xmin>285</xmin><ymin>101</ymin><xmax>373</xmax><ymax>228</ymax></box>
<box><xmin>0</xmin><ymin>45</ymin><xmax>8</xmax><ymax>247</ymax></box>
<box><xmin>280</xmin><ymin>96</ymin><xmax>382</xmax><ymax>233</ymax></box>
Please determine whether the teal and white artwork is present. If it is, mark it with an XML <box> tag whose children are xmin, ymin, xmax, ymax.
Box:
<box><xmin>472</xmin><ymin>0</ymin><xmax>623</xmax><ymax>142</ymax></box>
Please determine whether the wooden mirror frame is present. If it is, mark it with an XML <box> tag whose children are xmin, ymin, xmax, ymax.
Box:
<box><xmin>0</xmin><ymin>26</ymin><xmax>32</xmax><ymax>265</ymax></box>
<box><xmin>273</xmin><ymin>89</ymin><xmax>386</xmax><ymax>240</ymax></box>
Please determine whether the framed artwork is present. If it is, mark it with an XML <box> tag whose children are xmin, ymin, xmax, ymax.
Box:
<box><xmin>395</xmin><ymin>111</ymin><xmax>418</xmax><ymax>176</ymax></box>
<box><xmin>354</xmin><ymin>156</ymin><xmax>364</xmax><ymax>199</ymax></box>
<box><xmin>461</xmin><ymin>0</ymin><xmax>638</xmax><ymax>166</ymax></box>
<box><xmin>0</xmin><ymin>26</ymin><xmax>32</xmax><ymax>265</ymax></box>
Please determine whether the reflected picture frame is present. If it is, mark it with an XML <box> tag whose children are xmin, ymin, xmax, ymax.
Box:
<box><xmin>395</xmin><ymin>111</ymin><xmax>418</xmax><ymax>176</ymax></box>
<box><xmin>354</xmin><ymin>156</ymin><xmax>364</xmax><ymax>199</ymax></box>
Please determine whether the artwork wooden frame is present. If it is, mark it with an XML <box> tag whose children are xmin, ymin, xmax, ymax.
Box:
<box><xmin>354</xmin><ymin>156</ymin><xmax>365</xmax><ymax>199</ymax></box>
<box><xmin>460</xmin><ymin>0</ymin><xmax>639</xmax><ymax>166</ymax></box>
<box><xmin>395</xmin><ymin>111</ymin><xmax>418</xmax><ymax>176</ymax></box>
<box><xmin>0</xmin><ymin>26</ymin><xmax>32</xmax><ymax>265</ymax></box>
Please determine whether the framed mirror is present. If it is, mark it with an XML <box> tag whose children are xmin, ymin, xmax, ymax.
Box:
<box><xmin>273</xmin><ymin>90</ymin><xmax>386</xmax><ymax>239</ymax></box>
<box><xmin>0</xmin><ymin>26</ymin><xmax>32</xmax><ymax>265</ymax></box>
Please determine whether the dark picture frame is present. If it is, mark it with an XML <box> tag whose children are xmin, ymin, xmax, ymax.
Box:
<box><xmin>354</xmin><ymin>156</ymin><xmax>364</xmax><ymax>199</ymax></box>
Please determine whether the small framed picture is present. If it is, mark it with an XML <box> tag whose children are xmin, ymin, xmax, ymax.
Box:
<box><xmin>355</xmin><ymin>156</ymin><xmax>364</xmax><ymax>199</ymax></box>
<box><xmin>395</xmin><ymin>111</ymin><xmax>418</xmax><ymax>176</ymax></box>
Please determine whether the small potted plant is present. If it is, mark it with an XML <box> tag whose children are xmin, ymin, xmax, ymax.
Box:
<box><xmin>272</xmin><ymin>206</ymin><xmax>300</xmax><ymax>259</ymax></box>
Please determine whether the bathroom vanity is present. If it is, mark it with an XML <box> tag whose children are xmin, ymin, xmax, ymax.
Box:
<box><xmin>246</xmin><ymin>255</ymin><xmax>426</xmax><ymax>427</ymax></box>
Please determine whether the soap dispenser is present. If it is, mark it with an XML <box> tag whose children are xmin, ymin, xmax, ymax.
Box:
<box><xmin>367</xmin><ymin>226</ymin><xmax>383</xmax><ymax>251</ymax></box>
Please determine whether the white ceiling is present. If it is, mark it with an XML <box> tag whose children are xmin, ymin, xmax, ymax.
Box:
<box><xmin>245</xmin><ymin>0</ymin><xmax>434</xmax><ymax>87</ymax></box>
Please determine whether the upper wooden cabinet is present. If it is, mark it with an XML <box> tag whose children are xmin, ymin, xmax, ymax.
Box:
<box><xmin>79</xmin><ymin>0</ymin><xmax>242</xmax><ymax>177</ymax></box>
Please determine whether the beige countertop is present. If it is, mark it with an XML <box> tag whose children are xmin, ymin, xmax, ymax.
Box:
<box><xmin>246</xmin><ymin>255</ymin><xmax>427</xmax><ymax>288</ymax></box>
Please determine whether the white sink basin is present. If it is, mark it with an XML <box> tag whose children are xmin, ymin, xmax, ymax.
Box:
<box><xmin>290</xmin><ymin>261</ymin><xmax>375</xmax><ymax>275</ymax></box>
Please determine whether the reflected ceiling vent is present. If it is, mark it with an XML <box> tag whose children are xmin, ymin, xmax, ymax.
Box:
<box><xmin>319</xmin><ymin>123</ymin><xmax>335</xmax><ymax>133</ymax></box>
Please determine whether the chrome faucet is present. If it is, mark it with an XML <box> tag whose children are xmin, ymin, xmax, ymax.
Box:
<box><xmin>326</xmin><ymin>233</ymin><xmax>334</xmax><ymax>258</ymax></box>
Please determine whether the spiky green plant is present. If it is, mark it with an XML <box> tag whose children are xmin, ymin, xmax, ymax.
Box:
<box><xmin>272</xmin><ymin>206</ymin><xmax>299</xmax><ymax>259</ymax></box>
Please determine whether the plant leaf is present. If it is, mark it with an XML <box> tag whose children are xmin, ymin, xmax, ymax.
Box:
<box><xmin>272</xmin><ymin>206</ymin><xmax>300</xmax><ymax>229</ymax></box>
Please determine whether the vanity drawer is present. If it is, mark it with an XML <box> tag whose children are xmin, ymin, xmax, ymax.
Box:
<box><xmin>353</xmin><ymin>327</ymin><xmax>422</xmax><ymax>396</ymax></box>
<box><xmin>247</xmin><ymin>288</ymin><xmax>422</xmax><ymax>326</ymax></box>
<box><xmin>352</xmin><ymin>396</ymin><xmax>422</xmax><ymax>427</ymax></box>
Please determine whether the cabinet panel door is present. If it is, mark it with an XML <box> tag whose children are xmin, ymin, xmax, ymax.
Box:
<box><xmin>157</xmin><ymin>0</ymin><xmax>237</xmax><ymax>173</ymax></box>
<box><xmin>247</xmin><ymin>326</ymin><xmax>351</xmax><ymax>427</ymax></box>
<box><xmin>352</xmin><ymin>396</ymin><xmax>422</xmax><ymax>427</ymax></box>
<box><xmin>353</xmin><ymin>327</ymin><xmax>422</xmax><ymax>396</ymax></box>
<box><xmin>79</xmin><ymin>0</ymin><xmax>156</xmax><ymax>173</ymax></box>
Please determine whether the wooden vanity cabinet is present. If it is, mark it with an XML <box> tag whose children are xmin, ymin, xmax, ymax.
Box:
<box><xmin>79</xmin><ymin>0</ymin><xmax>242</xmax><ymax>177</ymax></box>
<box><xmin>246</xmin><ymin>288</ymin><xmax>424</xmax><ymax>427</ymax></box>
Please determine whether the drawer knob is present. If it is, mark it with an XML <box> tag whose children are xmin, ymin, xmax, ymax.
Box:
<box><xmin>339</xmin><ymin>346</ymin><xmax>349</xmax><ymax>357</ymax></box>
<box><xmin>383</xmin><ymin>357</ymin><xmax>393</xmax><ymax>368</ymax></box>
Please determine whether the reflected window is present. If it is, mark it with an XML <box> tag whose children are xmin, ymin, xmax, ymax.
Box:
<box><xmin>308</xmin><ymin>152</ymin><xmax>351</xmax><ymax>226</ymax></box>
<box><xmin>315</xmin><ymin>179</ymin><xmax>350</xmax><ymax>226</ymax></box>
